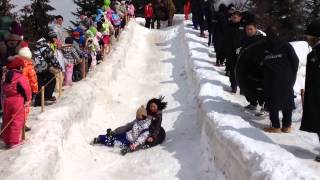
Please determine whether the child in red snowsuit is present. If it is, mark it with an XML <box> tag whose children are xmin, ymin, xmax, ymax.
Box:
<box><xmin>144</xmin><ymin>2</ymin><xmax>154</xmax><ymax>29</ymax></box>
<box><xmin>1</xmin><ymin>56</ymin><xmax>32</xmax><ymax>149</ymax></box>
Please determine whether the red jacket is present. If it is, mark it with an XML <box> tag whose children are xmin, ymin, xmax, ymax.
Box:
<box><xmin>144</xmin><ymin>4</ymin><xmax>154</xmax><ymax>18</ymax></box>
<box><xmin>2</xmin><ymin>70</ymin><xmax>32</xmax><ymax>146</ymax></box>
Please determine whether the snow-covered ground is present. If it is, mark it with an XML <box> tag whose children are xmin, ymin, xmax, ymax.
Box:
<box><xmin>0</xmin><ymin>16</ymin><xmax>319</xmax><ymax>180</ymax></box>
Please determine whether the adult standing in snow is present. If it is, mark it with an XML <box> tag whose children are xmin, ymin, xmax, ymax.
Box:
<box><xmin>204</xmin><ymin>0</ymin><xmax>216</xmax><ymax>47</ymax></box>
<box><xmin>300</xmin><ymin>21</ymin><xmax>320</xmax><ymax>162</ymax></box>
<box><xmin>50</xmin><ymin>15</ymin><xmax>65</xmax><ymax>46</ymax></box>
<box><xmin>144</xmin><ymin>1</ymin><xmax>154</xmax><ymax>29</ymax></box>
<box><xmin>235</xmin><ymin>21</ymin><xmax>266</xmax><ymax>111</ymax></box>
<box><xmin>190</xmin><ymin>0</ymin><xmax>205</xmax><ymax>37</ymax></box>
<box><xmin>226</xmin><ymin>10</ymin><xmax>246</xmax><ymax>93</ymax></box>
<box><xmin>262</xmin><ymin>26</ymin><xmax>299</xmax><ymax>133</ymax></box>
<box><xmin>1</xmin><ymin>56</ymin><xmax>31</xmax><ymax>149</ymax></box>
<box><xmin>214</xmin><ymin>4</ymin><xmax>229</xmax><ymax>66</ymax></box>
<box><xmin>33</xmin><ymin>38</ymin><xmax>62</xmax><ymax>106</ymax></box>
<box><xmin>165</xmin><ymin>0</ymin><xmax>175</xmax><ymax>27</ymax></box>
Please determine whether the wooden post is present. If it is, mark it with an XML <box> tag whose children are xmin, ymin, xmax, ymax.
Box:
<box><xmin>58</xmin><ymin>73</ymin><xmax>62</xmax><ymax>97</ymax></box>
<box><xmin>82</xmin><ymin>59</ymin><xmax>86</xmax><ymax>79</ymax></box>
<box><xmin>41</xmin><ymin>86</ymin><xmax>45</xmax><ymax>112</ymax></box>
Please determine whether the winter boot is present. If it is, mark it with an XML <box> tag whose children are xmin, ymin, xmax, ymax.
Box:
<box><xmin>315</xmin><ymin>154</ymin><xmax>320</xmax><ymax>162</ymax></box>
<box><xmin>245</xmin><ymin>104</ymin><xmax>257</xmax><ymax>111</ymax></box>
<box><xmin>25</xmin><ymin>125</ymin><xmax>31</xmax><ymax>132</ymax></box>
<box><xmin>120</xmin><ymin>147</ymin><xmax>132</xmax><ymax>156</ymax></box>
<box><xmin>91</xmin><ymin>137</ymin><xmax>99</xmax><ymax>145</ymax></box>
<box><xmin>230</xmin><ymin>87</ymin><xmax>237</xmax><ymax>94</ymax></box>
<box><xmin>281</xmin><ymin>127</ymin><xmax>292</xmax><ymax>133</ymax></box>
<box><xmin>263</xmin><ymin>127</ymin><xmax>281</xmax><ymax>133</ymax></box>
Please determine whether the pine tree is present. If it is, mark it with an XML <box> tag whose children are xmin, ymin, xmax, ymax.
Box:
<box><xmin>71</xmin><ymin>0</ymin><xmax>102</xmax><ymax>26</ymax></box>
<box><xmin>305</xmin><ymin>0</ymin><xmax>320</xmax><ymax>23</ymax></box>
<box><xmin>0</xmin><ymin>0</ymin><xmax>15</xmax><ymax>16</ymax></box>
<box><xmin>20</xmin><ymin>0</ymin><xmax>55</xmax><ymax>41</ymax></box>
<box><xmin>248</xmin><ymin>0</ymin><xmax>305</xmax><ymax>41</ymax></box>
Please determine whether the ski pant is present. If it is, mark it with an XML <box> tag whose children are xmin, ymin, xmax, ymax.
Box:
<box><xmin>97</xmin><ymin>132</ymin><xmax>131</xmax><ymax>148</ymax></box>
<box><xmin>145</xmin><ymin>18</ymin><xmax>154</xmax><ymax>29</ymax></box>
<box><xmin>64</xmin><ymin>63</ymin><xmax>74</xmax><ymax>86</ymax></box>
<box><xmin>228</xmin><ymin>55</ymin><xmax>237</xmax><ymax>90</ymax></box>
<box><xmin>2</xmin><ymin>97</ymin><xmax>25</xmax><ymax>146</ymax></box>
<box><xmin>318</xmin><ymin>133</ymin><xmax>320</xmax><ymax>143</ymax></box>
<box><xmin>269</xmin><ymin>109</ymin><xmax>293</xmax><ymax>129</ymax></box>
<box><xmin>34</xmin><ymin>72</ymin><xmax>56</xmax><ymax>106</ymax></box>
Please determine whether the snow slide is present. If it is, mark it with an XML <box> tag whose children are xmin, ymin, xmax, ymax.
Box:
<box><xmin>0</xmin><ymin>18</ymin><xmax>224</xmax><ymax>180</ymax></box>
<box><xmin>1</xmin><ymin>16</ymin><xmax>318</xmax><ymax>180</ymax></box>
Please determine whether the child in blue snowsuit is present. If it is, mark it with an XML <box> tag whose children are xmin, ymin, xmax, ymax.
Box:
<box><xmin>92</xmin><ymin>106</ymin><xmax>151</xmax><ymax>153</ymax></box>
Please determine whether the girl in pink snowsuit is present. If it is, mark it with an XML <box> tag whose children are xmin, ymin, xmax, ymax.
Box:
<box><xmin>1</xmin><ymin>56</ymin><xmax>32</xmax><ymax>149</ymax></box>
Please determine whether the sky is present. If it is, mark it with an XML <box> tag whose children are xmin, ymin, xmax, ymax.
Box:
<box><xmin>12</xmin><ymin>0</ymin><xmax>77</xmax><ymax>27</ymax></box>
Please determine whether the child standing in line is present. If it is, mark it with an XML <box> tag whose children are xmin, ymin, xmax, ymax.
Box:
<box><xmin>85</xmin><ymin>28</ymin><xmax>100</xmax><ymax>70</ymax></box>
<box><xmin>1</xmin><ymin>56</ymin><xmax>31</xmax><ymax>149</ymax></box>
<box><xmin>61</xmin><ymin>37</ymin><xmax>81</xmax><ymax>86</ymax></box>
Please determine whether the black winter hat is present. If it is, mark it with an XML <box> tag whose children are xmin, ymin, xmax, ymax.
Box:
<box><xmin>65</xmin><ymin>37</ymin><xmax>74</xmax><ymax>44</ymax></box>
<box><xmin>305</xmin><ymin>21</ymin><xmax>320</xmax><ymax>37</ymax></box>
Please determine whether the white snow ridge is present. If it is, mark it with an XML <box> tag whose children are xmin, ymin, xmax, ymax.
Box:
<box><xmin>0</xmin><ymin>16</ymin><xmax>319</xmax><ymax>180</ymax></box>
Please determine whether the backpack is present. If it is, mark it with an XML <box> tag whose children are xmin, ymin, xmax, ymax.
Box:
<box><xmin>111</xmin><ymin>13</ymin><xmax>121</xmax><ymax>27</ymax></box>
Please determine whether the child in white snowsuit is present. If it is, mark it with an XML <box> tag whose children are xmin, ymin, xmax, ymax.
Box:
<box><xmin>93</xmin><ymin>106</ymin><xmax>151</xmax><ymax>152</ymax></box>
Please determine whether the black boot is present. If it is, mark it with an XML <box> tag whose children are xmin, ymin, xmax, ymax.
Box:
<box><xmin>316</xmin><ymin>154</ymin><xmax>320</xmax><ymax>162</ymax></box>
<box><xmin>91</xmin><ymin>137</ymin><xmax>99</xmax><ymax>145</ymax></box>
<box><xmin>25</xmin><ymin>125</ymin><xmax>31</xmax><ymax>132</ymax></box>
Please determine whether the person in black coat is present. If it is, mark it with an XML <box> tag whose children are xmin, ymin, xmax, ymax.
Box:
<box><xmin>214</xmin><ymin>4</ymin><xmax>229</xmax><ymax>66</ymax></box>
<box><xmin>300</xmin><ymin>21</ymin><xmax>320</xmax><ymax>162</ymax></box>
<box><xmin>204</xmin><ymin>0</ymin><xmax>216</xmax><ymax>47</ymax></box>
<box><xmin>190</xmin><ymin>0</ymin><xmax>206</xmax><ymax>37</ymax></box>
<box><xmin>235</xmin><ymin>21</ymin><xmax>266</xmax><ymax>111</ymax></box>
<box><xmin>226</xmin><ymin>10</ymin><xmax>246</xmax><ymax>93</ymax></box>
<box><xmin>262</xmin><ymin>26</ymin><xmax>299</xmax><ymax>133</ymax></box>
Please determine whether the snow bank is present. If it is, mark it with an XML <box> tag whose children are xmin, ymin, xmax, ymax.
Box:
<box><xmin>184</xmin><ymin>24</ymin><xmax>318</xmax><ymax>179</ymax></box>
<box><xmin>0</xmin><ymin>21</ymin><xmax>140</xmax><ymax>180</ymax></box>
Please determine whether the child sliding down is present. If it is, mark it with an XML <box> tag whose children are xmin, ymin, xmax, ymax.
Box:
<box><xmin>92</xmin><ymin>106</ymin><xmax>151</xmax><ymax>155</ymax></box>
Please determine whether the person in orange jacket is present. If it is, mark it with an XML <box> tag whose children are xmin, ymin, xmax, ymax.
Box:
<box><xmin>184</xmin><ymin>0</ymin><xmax>191</xmax><ymax>20</ymax></box>
<box><xmin>18</xmin><ymin>42</ymin><xmax>38</xmax><ymax>132</ymax></box>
